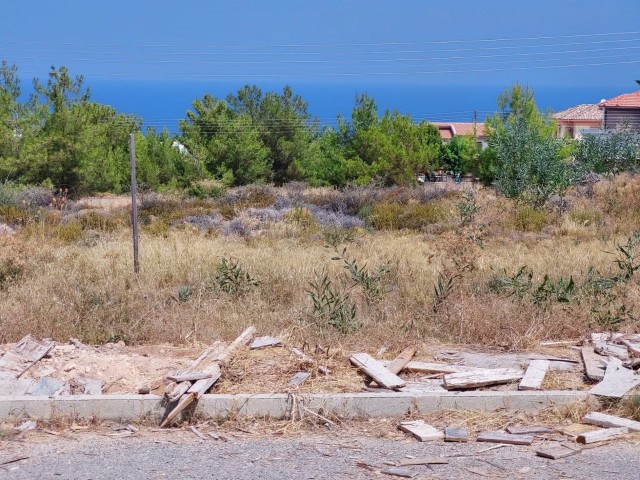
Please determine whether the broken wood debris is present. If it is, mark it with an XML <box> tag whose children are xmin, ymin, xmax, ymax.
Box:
<box><xmin>476</xmin><ymin>432</ymin><xmax>534</xmax><ymax>445</ymax></box>
<box><xmin>582</xmin><ymin>412</ymin><xmax>640</xmax><ymax>432</ymax></box>
<box><xmin>249</xmin><ymin>336</ymin><xmax>282</xmax><ymax>350</ymax></box>
<box><xmin>576</xmin><ymin>427</ymin><xmax>628</xmax><ymax>444</ymax></box>
<box><xmin>398</xmin><ymin>420</ymin><xmax>443</xmax><ymax>442</ymax></box>
<box><xmin>505</xmin><ymin>425</ymin><xmax>553</xmax><ymax>435</ymax></box>
<box><xmin>350</xmin><ymin>353</ymin><xmax>405</xmax><ymax>390</ymax></box>
<box><xmin>594</xmin><ymin>341</ymin><xmax>629</xmax><ymax>361</ymax></box>
<box><xmin>589</xmin><ymin>357</ymin><xmax>640</xmax><ymax>398</ymax></box>
<box><xmin>444</xmin><ymin>426</ymin><xmax>468</xmax><ymax>442</ymax></box>
<box><xmin>380</xmin><ymin>466</ymin><xmax>415</xmax><ymax>478</ymax></box>
<box><xmin>443</xmin><ymin>368</ymin><xmax>523</xmax><ymax>390</ymax></box>
<box><xmin>398</xmin><ymin>457</ymin><xmax>448</xmax><ymax>466</ymax></box>
<box><xmin>165</xmin><ymin>371</ymin><xmax>212</xmax><ymax>383</ymax></box>
<box><xmin>518</xmin><ymin>360</ymin><xmax>550</xmax><ymax>391</ymax></box>
<box><xmin>381</xmin><ymin>360</ymin><xmax>486</xmax><ymax>375</ymax></box>
<box><xmin>287</xmin><ymin>371</ymin><xmax>310</xmax><ymax>388</ymax></box>
<box><xmin>160</xmin><ymin>326</ymin><xmax>256</xmax><ymax>428</ymax></box>
<box><xmin>580</xmin><ymin>346</ymin><xmax>606</xmax><ymax>382</ymax></box>
<box><xmin>535</xmin><ymin>444</ymin><xmax>581</xmax><ymax>460</ymax></box>
<box><xmin>369</xmin><ymin>347</ymin><xmax>416</xmax><ymax>388</ymax></box>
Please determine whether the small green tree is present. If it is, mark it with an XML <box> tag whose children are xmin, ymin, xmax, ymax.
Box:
<box><xmin>494</xmin><ymin>117</ymin><xmax>574</xmax><ymax>207</ymax></box>
<box><xmin>575</xmin><ymin>129</ymin><xmax>640</xmax><ymax>175</ymax></box>
<box><xmin>440</xmin><ymin>135</ymin><xmax>478</xmax><ymax>176</ymax></box>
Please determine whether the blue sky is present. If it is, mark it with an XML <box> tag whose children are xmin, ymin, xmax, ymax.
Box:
<box><xmin>2</xmin><ymin>1</ymin><xmax>640</xmax><ymax>129</ymax></box>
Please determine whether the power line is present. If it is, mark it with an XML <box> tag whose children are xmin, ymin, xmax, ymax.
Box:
<box><xmin>6</xmin><ymin>30</ymin><xmax>640</xmax><ymax>49</ymax></box>
<box><xmin>4</xmin><ymin>37</ymin><xmax>640</xmax><ymax>57</ymax></box>
<box><xmin>17</xmin><ymin>58</ymin><xmax>640</xmax><ymax>79</ymax></box>
<box><xmin>9</xmin><ymin>45</ymin><xmax>640</xmax><ymax>66</ymax></box>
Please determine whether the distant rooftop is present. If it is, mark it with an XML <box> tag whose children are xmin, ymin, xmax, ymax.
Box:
<box><xmin>433</xmin><ymin>122</ymin><xmax>486</xmax><ymax>138</ymax></box>
<box><xmin>599</xmin><ymin>90</ymin><xmax>640</xmax><ymax>108</ymax></box>
<box><xmin>552</xmin><ymin>104</ymin><xmax>602</xmax><ymax>122</ymax></box>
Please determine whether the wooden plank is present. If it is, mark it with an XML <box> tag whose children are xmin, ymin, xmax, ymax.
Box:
<box><xmin>540</xmin><ymin>339</ymin><xmax>581</xmax><ymax>347</ymax></box>
<box><xmin>350</xmin><ymin>353</ymin><xmax>405</xmax><ymax>390</ymax></box>
<box><xmin>589</xmin><ymin>357</ymin><xmax>640</xmax><ymax>398</ymax></box>
<box><xmin>166</xmin><ymin>371</ymin><xmax>212</xmax><ymax>383</ymax></box>
<box><xmin>249</xmin><ymin>336</ymin><xmax>282</xmax><ymax>350</ymax></box>
<box><xmin>380</xmin><ymin>467</ymin><xmax>415</xmax><ymax>478</ymax></box>
<box><xmin>591</xmin><ymin>333</ymin><xmax>610</xmax><ymax>343</ymax></box>
<box><xmin>476</xmin><ymin>432</ymin><xmax>533</xmax><ymax>445</ymax></box>
<box><xmin>506</xmin><ymin>425</ymin><xmax>553</xmax><ymax>435</ymax></box>
<box><xmin>398</xmin><ymin>457</ymin><xmax>448</xmax><ymax>466</ymax></box>
<box><xmin>442</xmin><ymin>368</ymin><xmax>523</xmax><ymax>390</ymax></box>
<box><xmin>287</xmin><ymin>372</ymin><xmax>310</xmax><ymax>387</ymax></box>
<box><xmin>444</xmin><ymin>427</ymin><xmax>468</xmax><ymax>442</ymax></box>
<box><xmin>398</xmin><ymin>420</ymin><xmax>443</xmax><ymax>442</ymax></box>
<box><xmin>581</xmin><ymin>347</ymin><xmax>606</xmax><ymax>381</ymax></box>
<box><xmin>622</xmin><ymin>340</ymin><xmax>640</xmax><ymax>358</ymax></box>
<box><xmin>399</xmin><ymin>380</ymin><xmax>446</xmax><ymax>393</ymax></box>
<box><xmin>518</xmin><ymin>360</ymin><xmax>550</xmax><ymax>391</ymax></box>
<box><xmin>166</xmin><ymin>381</ymin><xmax>191</xmax><ymax>402</ymax></box>
<box><xmin>386</xmin><ymin>347</ymin><xmax>417</xmax><ymax>374</ymax></box>
<box><xmin>214</xmin><ymin>326</ymin><xmax>257</xmax><ymax>363</ymax></box>
<box><xmin>536</xmin><ymin>444</ymin><xmax>581</xmax><ymax>459</ymax></box>
<box><xmin>188</xmin><ymin>342</ymin><xmax>225</xmax><ymax>370</ymax></box>
<box><xmin>187</xmin><ymin>364</ymin><xmax>222</xmax><ymax>397</ymax></box>
<box><xmin>160</xmin><ymin>392</ymin><xmax>196</xmax><ymax>427</ymax></box>
<box><xmin>582</xmin><ymin>412</ymin><xmax>640</xmax><ymax>432</ymax></box>
<box><xmin>594</xmin><ymin>341</ymin><xmax>630</xmax><ymax>360</ymax></box>
<box><xmin>577</xmin><ymin>427</ymin><xmax>628</xmax><ymax>444</ymax></box>
<box><xmin>0</xmin><ymin>335</ymin><xmax>55</xmax><ymax>380</ymax></box>
<box><xmin>381</xmin><ymin>360</ymin><xmax>486</xmax><ymax>374</ymax></box>
<box><xmin>369</xmin><ymin>347</ymin><xmax>416</xmax><ymax>388</ymax></box>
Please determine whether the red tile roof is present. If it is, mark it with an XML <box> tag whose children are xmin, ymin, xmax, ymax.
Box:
<box><xmin>433</xmin><ymin>122</ymin><xmax>486</xmax><ymax>138</ymax></box>
<box><xmin>599</xmin><ymin>90</ymin><xmax>640</xmax><ymax>108</ymax></box>
<box><xmin>552</xmin><ymin>104</ymin><xmax>602</xmax><ymax>122</ymax></box>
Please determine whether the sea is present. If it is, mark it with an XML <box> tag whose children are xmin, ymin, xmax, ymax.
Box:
<box><xmin>79</xmin><ymin>81</ymin><xmax>627</xmax><ymax>133</ymax></box>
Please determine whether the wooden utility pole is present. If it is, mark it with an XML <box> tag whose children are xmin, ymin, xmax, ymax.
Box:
<box><xmin>129</xmin><ymin>133</ymin><xmax>140</xmax><ymax>273</ymax></box>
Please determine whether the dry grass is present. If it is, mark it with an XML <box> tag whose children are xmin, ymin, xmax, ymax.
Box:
<box><xmin>1</xmin><ymin>177</ymin><xmax>640</xmax><ymax>350</ymax></box>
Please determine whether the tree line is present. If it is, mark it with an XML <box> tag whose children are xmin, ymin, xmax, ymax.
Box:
<box><xmin>1</xmin><ymin>62</ymin><xmax>639</xmax><ymax>203</ymax></box>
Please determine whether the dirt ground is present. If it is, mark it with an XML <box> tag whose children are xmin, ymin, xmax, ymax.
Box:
<box><xmin>0</xmin><ymin>335</ymin><xmax>594</xmax><ymax>395</ymax></box>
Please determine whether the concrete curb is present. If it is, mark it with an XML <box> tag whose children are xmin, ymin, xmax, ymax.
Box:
<box><xmin>0</xmin><ymin>391</ymin><xmax>594</xmax><ymax>423</ymax></box>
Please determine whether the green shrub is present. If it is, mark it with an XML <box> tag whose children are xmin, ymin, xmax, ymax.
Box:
<box><xmin>369</xmin><ymin>202</ymin><xmax>443</xmax><ymax>230</ymax></box>
<box><xmin>209</xmin><ymin>257</ymin><xmax>260</xmax><ymax>296</ymax></box>
<box><xmin>305</xmin><ymin>270</ymin><xmax>357</xmax><ymax>333</ymax></box>
<box><xmin>188</xmin><ymin>179</ymin><xmax>227</xmax><ymax>199</ymax></box>
<box><xmin>512</xmin><ymin>205</ymin><xmax>549</xmax><ymax>232</ymax></box>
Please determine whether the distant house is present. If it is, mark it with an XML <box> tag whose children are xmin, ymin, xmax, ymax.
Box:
<box><xmin>551</xmin><ymin>104</ymin><xmax>602</xmax><ymax>139</ymax></box>
<box><xmin>433</xmin><ymin>122</ymin><xmax>488</xmax><ymax>149</ymax></box>
<box><xmin>598</xmin><ymin>90</ymin><xmax>640</xmax><ymax>130</ymax></box>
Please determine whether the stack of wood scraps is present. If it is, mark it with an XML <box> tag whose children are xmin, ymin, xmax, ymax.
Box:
<box><xmin>160</xmin><ymin>326</ymin><xmax>257</xmax><ymax>427</ymax></box>
<box><xmin>581</xmin><ymin>332</ymin><xmax>640</xmax><ymax>398</ymax></box>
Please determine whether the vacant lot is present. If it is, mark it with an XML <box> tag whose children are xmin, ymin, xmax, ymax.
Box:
<box><xmin>1</xmin><ymin>177</ymin><xmax>640</xmax><ymax>350</ymax></box>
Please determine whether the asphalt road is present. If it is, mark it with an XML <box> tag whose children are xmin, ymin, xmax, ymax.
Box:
<box><xmin>2</xmin><ymin>430</ymin><xmax>639</xmax><ymax>479</ymax></box>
